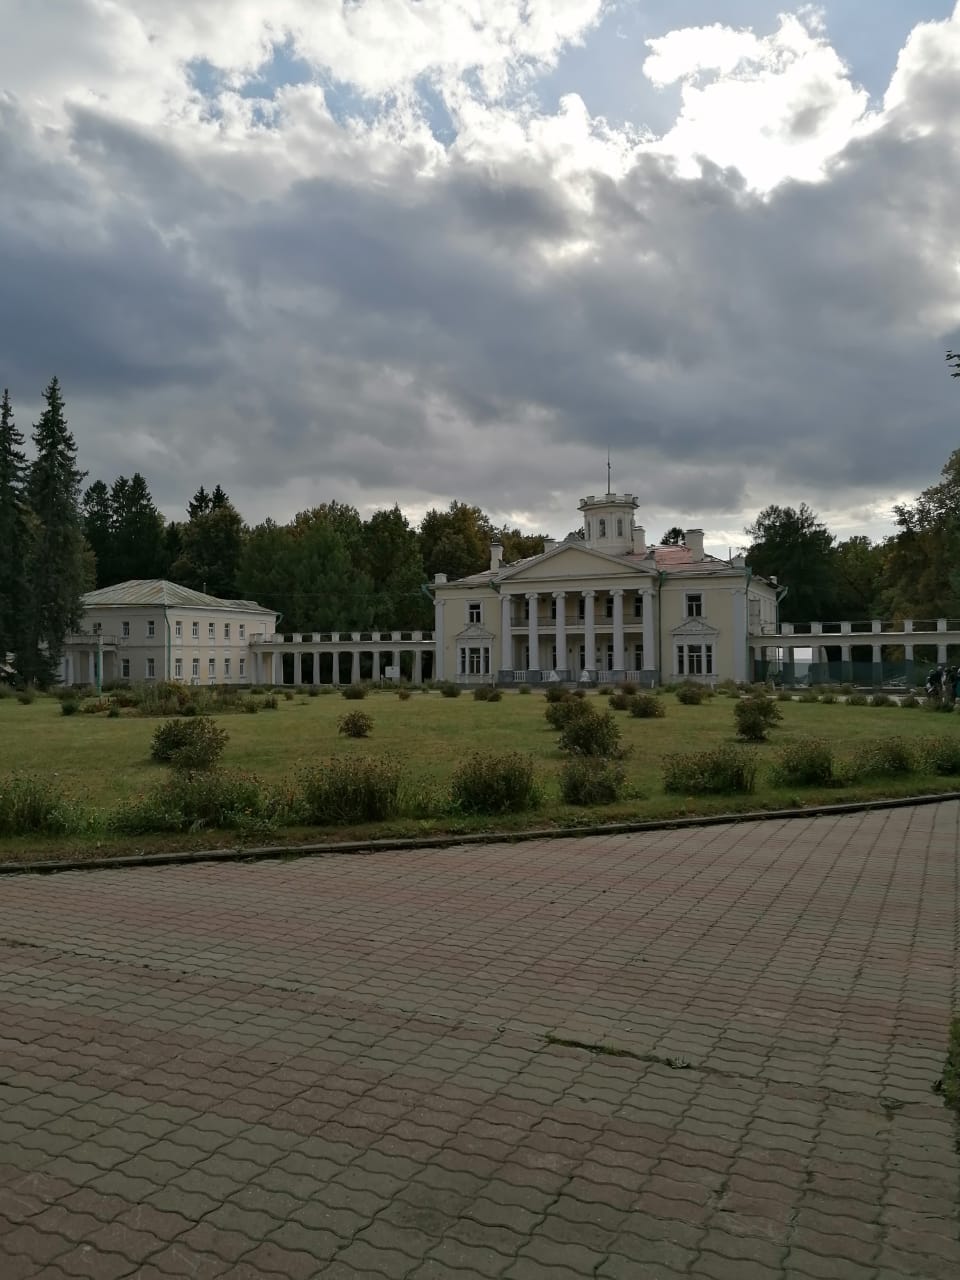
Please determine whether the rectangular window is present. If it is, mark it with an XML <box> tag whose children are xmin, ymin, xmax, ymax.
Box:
<box><xmin>192</xmin><ymin>657</ymin><xmax>199</xmax><ymax>678</ymax></box>
<box><xmin>616</xmin><ymin>517</ymin><xmax>624</xmax><ymax>537</ymax></box>
<box><xmin>687</xmin><ymin>644</ymin><xmax>704</xmax><ymax>675</ymax></box>
<box><xmin>93</xmin><ymin>621</ymin><xmax>102</xmax><ymax>635</ymax></box>
<box><xmin>686</xmin><ymin>593</ymin><xmax>703</xmax><ymax>618</ymax></box>
<box><xmin>578</xmin><ymin>598</ymin><xmax>586</xmax><ymax>621</ymax></box>
<box><xmin>579</xmin><ymin>644</ymin><xmax>586</xmax><ymax>669</ymax></box>
<box><xmin>706</xmin><ymin>644</ymin><xmax>714</xmax><ymax>675</ymax></box>
<box><xmin>239</xmin><ymin>657</ymin><xmax>246</xmax><ymax>677</ymax></box>
<box><xmin>676</xmin><ymin>645</ymin><xmax>685</xmax><ymax>675</ymax></box>
<box><xmin>175</xmin><ymin>620</ymin><xmax>182</xmax><ymax>639</ymax></box>
<box><xmin>598</xmin><ymin>518</ymin><xmax>606</xmax><ymax>538</ymax></box>
<box><xmin>468</xmin><ymin>602</ymin><xmax>482</xmax><ymax>625</ymax></box>
<box><xmin>208</xmin><ymin>622</ymin><xmax>215</xmax><ymax>639</ymax></box>
<box><xmin>208</xmin><ymin>657</ymin><xmax>216</xmax><ymax>678</ymax></box>
<box><xmin>523</xmin><ymin>598</ymin><xmax>530</xmax><ymax>621</ymax></box>
<box><xmin>192</xmin><ymin>621</ymin><xmax>199</xmax><ymax>639</ymax></box>
<box><xmin>121</xmin><ymin>621</ymin><xmax>130</xmax><ymax>637</ymax></box>
<box><xmin>146</xmin><ymin>657</ymin><xmax>155</xmax><ymax>679</ymax></box>
<box><xmin>468</xmin><ymin>647</ymin><xmax>482</xmax><ymax>674</ymax></box>
<box><xmin>606</xmin><ymin>644</ymin><xmax>614</xmax><ymax>671</ymax></box>
<box><xmin>550</xmin><ymin>597</ymin><xmax>557</xmax><ymax>621</ymax></box>
<box><xmin>633</xmin><ymin>594</ymin><xmax>643</xmax><ymax>619</ymax></box>
<box><xmin>147</xmin><ymin>620</ymin><xmax>155</xmax><ymax>638</ymax></box>
<box><xmin>239</xmin><ymin>624</ymin><xmax>245</xmax><ymax>640</ymax></box>
<box><xmin>174</xmin><ymin>658</ymin><xmax>183</xmax><ymax>679</ymax></box>
<box><xmin>121</xmin><ymin>658</ymin><xmax>130</xmax><ymax>679</ymax></box>
<box><xmin>224</xmin><ymin>657</ymin><xmax>231</xmax><ymax>677</ymax></box>
<box><xmin>224</xmin><ymin>623</ymin><xmax>231</xmax><ymax>640</ymax></box>
<box><xmin>605</xmin><ymin>595</ymin><xmax>614</xmax><ymax>619</ymax></box>
<box><xmin>634</xmin><ymin>644</ymin><xmax>644</xmax><ymax>669</ymax></box>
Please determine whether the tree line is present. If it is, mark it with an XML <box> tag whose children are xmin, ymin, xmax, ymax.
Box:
<box><xmin>2</xmin><ymin>370</ymin><xmax>959</xmax><ymax>683</ymax></box>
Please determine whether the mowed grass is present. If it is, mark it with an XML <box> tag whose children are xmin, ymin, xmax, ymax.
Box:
<box><xmin>1</xmin><ymin>688</ymin><xmax>959</xmax><ymax>861</ymax></box>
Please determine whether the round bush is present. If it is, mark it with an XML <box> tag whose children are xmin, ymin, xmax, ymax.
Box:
<box><xmin>61</xmin><ymin>699</ymin><xmax>79</xmax><ymax>716</ymax></box>
<box><xmin>558</xmin><ymin>707</ymin><xmax>624</xmax><ymax>758</ymax></box>
<box><xmin>397</xmin><ymin>689</ymin><xmax>412</xmax><ymax>701</ymax></box>
<box><xmin>870</xmin><ymin>693</ymin><xmax>895</xmax><ymax>707</ymax></box>
<box><xmin>629</xmin><ymin>694</ymin><xmax>665</xmax><ymax>719</ymax></box>
<box><xmin>663</xmin><ymin>745</ymin><xmax>757</xmax><ymax>794</ymax></box>
<box><xmin>439</xmin><ymin>682</ymin><xmax>461</xmax><ymax>698</ymax></box>
<box><xmin>771</xmin><ymin>738</ymin><xmax>835</xmax><ymax>786</ymax></box>
<box><xmin>675</xmin><ymin>683</ymin><xmax>707</xmax><ymax>705</ymax></box>
<box><xmin>451</xmin><ymin>752</ymin><xmax>540</xmax><ymax>814</ymax></box>
<box><xmin>338</xmin><ymin>711</ymin><xmax>373</xmax><ymax>738</ymax></box>
<box><xmin>850</xmin><ymin>737</ymin><xmax>915</xmax><ymax>779</ymax></box>
<box><xmin>559</xmin><ymin>758</ymin><xmax>626</xmax><ymax>806</ymax></box>
<box><xmin>341</xmin><ymin>684</ymin><xmax>366</xmax><ymax>700</ymax></box>
<box><xmin>734</xmin><ymin>695</ymin><xmax>782</xmax><ymax>742</ymax></box>
<box><xmin>297</xmin><ymin>757</ymin><xmax>402</xmax><ymax>824</ymax></box>
<box><xmin>846</xmin><ymin>692</ymin><xmax>868</xmax><ymax>706</ymax></box>
<box><xmin>918</xmin><ymin>736</ymin><xmax>960</xmax><ymax>774</ymax></box>
<box><xmin>545</xmin><ymin>698</ymin><xmax>592</xmax><ymax>731</ymax></box>
<box><xmin>608</xmin><ymin>691</ymin><xmax>634</xmax><ymax>711</ymax></box>
<box><xmin>150</xmin><ymin>716</ymin><xmax>228</xmax><ymax>770</ymax></box>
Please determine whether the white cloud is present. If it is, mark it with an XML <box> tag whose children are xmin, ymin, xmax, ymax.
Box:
<box><xmin>642</xmin><ymin>12</ymin><xmax>876</xmax><ymax>190</ymax></box>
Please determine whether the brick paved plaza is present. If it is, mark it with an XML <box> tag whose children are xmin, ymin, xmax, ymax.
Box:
<box><xmin>1</xmin><ymin>802</ymin><xmax>959</xmax><ymax>1279</ymax></box>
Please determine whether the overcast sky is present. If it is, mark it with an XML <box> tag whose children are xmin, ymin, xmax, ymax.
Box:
<box><xmin>2</xmin><ymin>1</ymin><xmax>958</xmax><ymax>553</ymax></box>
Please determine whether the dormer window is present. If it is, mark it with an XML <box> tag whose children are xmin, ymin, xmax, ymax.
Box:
<box><xmin>598</xmin><ymin>518</ymin><xmax>606</xmax><ymax>538</ymax></box>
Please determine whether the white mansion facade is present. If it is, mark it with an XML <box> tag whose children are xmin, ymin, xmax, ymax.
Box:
<box><xmin>434</xmin><ymin>492</ymin><xmax>779</xmax><ymax>685</ymax></box>
<box><xmin>60</xmin><ymin>492</ymin><xmax>785</xmax><ymax>688</ymax></box>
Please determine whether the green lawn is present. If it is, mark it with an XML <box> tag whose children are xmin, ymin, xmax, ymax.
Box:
<box><xmin>2</xmin><ymin>688</ymin><xmax>959</xmax><ymax>863</ymax></box>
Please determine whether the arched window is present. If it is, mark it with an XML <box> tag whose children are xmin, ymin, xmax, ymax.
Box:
<box><xmin>598</xmin><ymin>518</ymin><xmax>606</xmax><ymax>538</ymax></box>
<box><xmin>616</xmin><ymin>518</ymin><xmax>623</xmax><ymax>537</ymax></box>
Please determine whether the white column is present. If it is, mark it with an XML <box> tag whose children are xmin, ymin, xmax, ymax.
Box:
<box><xmin>501</xmin><ymin>594</ymin><xmax>512</xmax><ymax>672</ymax></box>
<box><xmin>611</xmin><ymin>589</ymin><xmax>624</xmax><ymax>672</ymax></box>
<box><xmin>526</xmin><ymin>592</ymin><xmax>540</xmax><ymax>672</ymax></box>
<box><xmin>351</xmin><ymin>651</ymin><xmax>361</xmax><ymax>683</ymax></box>
<box><xmin>434</xmin><ymin>599</ymin><xmax>445</xmax><ymax>680</ymax></box>
<box><xmin>582</xmin><ymin>590</ymin><xmax>595</xmax><ymax>672</ymax></box>
<box><xmin>313</xmin><ymin>651</ymin><xmax>319</xmax><ymax>685</ymax></box>
<box><xmin>294</xmin><ymin>651</ymin><xmax>302</xmax><ymax>685</ymax></box>
<box><xmin>414</xmin><ymin>649</ymin><xmax>423</xmax><ymax>685</ymax></box>
<box><xmin>554</xmin><ymin>592</ymin><xmax>566</xmax><ymax>674</ymax></box>
<box><xmin>331</xmin><ymin>653</ymin><xmax>340</xmax><ymax>685</ymax></box>
<box><xmin>272</xmin><ymin>651</ymin><xmax>281</xmax><ymax>685</ymax></box>
<box><xmin>731</xmin><ymin>589</ymin><xmax>747</xmax><ymax>683</ymax></box>
<box><xmin>904</xmin><ymin>644</ymin><xmax>914</xmax><ymax>661</ymax></box>
<box><xmin>642</xmin><ymin>589</ymin><xmax>655</xmax><ymax>674</ymax></box>
<box><xmin>372</xmin><ymin>650</ymin><xmax>380</xmax><ymax>681</ymax></box>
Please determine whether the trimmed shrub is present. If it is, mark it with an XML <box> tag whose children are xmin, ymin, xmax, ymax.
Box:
<box><xmin>241</xmin><ymin>698</ymin><xmax>259</xmax><ymax>713</ymax></box>
<box><xmin>846</xmin><ymin>691</ymin><xmax>868</xmax><ymax>706</ymax></box>
<box><xmin>150</xmin><ymin>716</ymin><xmax>228</xmax><ymax>770</ymax></box>
<box><xmin>341</xmin><ymin>684</ymin><xmax>366</xmax><ymax>700</ymax></box>
<box><xmin>559</xmin><ymin>758</ymin><xmax>626</xmax><ymax>806</ymax></box>
<box><xmin>16</xmin><ymin>691</ymin><xmax>35</xmax><ymax>705</ymax></box>
<box><xmin>618</xmin><ymin>681</ymin><xmax>638</xmax><ymax>695</ymax></box>
<box><xmin>734</xmin><ymin>695</ymin><xmax>782</xmax><ymax>742</ymax></box>
<box><xmin>839</xmin><ymin>683</ymin><xmax>855</xmax><ymax>695</ymax></box>
<box><xmin>61</xmin><ymin>699</ymin><xmax>79</xmax><ymax>716</ymax></box>
<box><xmin>544</xmin><ymin>685</ymin><xmax>571</xmax><ymax>703</ymax></box>
<box><xmin>870</xmin><ymin>692</ymin><xmax>895</xmax><ymax>707</ymax></box>
<box><xmin>918</xmin><ymin>736</ymin><xmax>960</xmax><ymax>774</ymax></box>
<box><xmin>629</xmin><ymin>694</ymin><xmax>665</xmax><ymax>719</ymax></box>
<box><xmin>107</xmin><ymin>705</ymin><xmax>121</xmax><ymax>719</ymax></box>
<box><xmin>397</xmin><ymin>688</ymin><xmax>412</xmax><ymax>701</ymax></box>
<box><xmin>663</xmin><ymin>746</ymin><xmax>758</xmax><ymax>795</ymax></box>
<box><xmin>558</xmin><ymin>706</ymin><xmax>624</xmax><ymax>758</ymax></box>
<box><xmin>450</xmin><ymin>752</ymin><xmax>540</xmax><ymax>814</ymax></box>
<box><xmin>797</xmin><ymin>690</ymin><xmax>819</xmax><ymax>703</ymax></box>
<box><xmin>0</xmin><ymin>774</ymin><xmax>77</xmax><ymax>835</ymax></box>
<box><xmin>675</xmin><ymin>683</ymin><xmax>707</xmax><ymax>705</ymax></box>
<box><xmin>716</xmin><ymin>679</ymin><xmax>741</xmax><ymax>698</ymax></box>
<box><xmin>850</xmin><ymin>737</ymin><xmax>915</xmax><ymax>779</ymax></box>
<box><xmin>111</xmin><ymin>769</ymin><xmax>266</xmax><ymax>834</ymax></box>
<box><xmin>771</xmin><ymin>738</ymin><xmax>835</xmax><ymax>786</ymax></box>
<box><xmin>261</xmin><ymin>693</ymin><xmax>279</xmax><ymax>709</ymax></box>
<box><xmin>608</xmin><ymin>691</ymin><xmax>634</xmax><ymax>711</ymax></box>
<box><xmin>899</xmin><ymin>694</ymin><xmax>921</xmax><ymax>708</ymax></box>
<box><xmin>518</xmin><ymin>685</ymin><xmax>531</xmax><ymax>694</ymax></box>
<box><xmin>473</xmin><ymin>686</ymin><xmax>496</xmax><ymax>701</ymax></box>
<box><xmin>284</xmin><ymin>690</ymin><xmax>295</xmax><ymax>701</ymax></box>
<box><xmin>545</xmin><ymin>697</ymin><xmax>591</xmax><ymax>731</ymax></box>
<box><xmin>307</xmin><ymin>686</ymin><xmax>320</xmax><ymax>697</ymax></box>
<box><xmin>438</xmin><ymin>682</ymin><xmax>462</xmax><ymax>698</ymax></box>
<box><xmin>297</xmin><ymin>757</ymin><xmax>403</xmax><ymax>825</ymax></box>
<box><xmin>338</xmin><ymin>710</ymin><xmax>373</xmax><ymax>738</ymax></box>
<box><xmin>819</xmin><ymin>691</ymin><xmax>838</xmax><ymax>704</ymax></box>
<box><xmin>777</xmin><ymin>690</ymin><xmax>793</xmax><ymax>702</ymax></box>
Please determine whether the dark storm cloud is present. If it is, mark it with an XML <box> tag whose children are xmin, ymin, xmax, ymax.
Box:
<box><xmin>0</xmin><ymin>26</ymin><xmax>958</xmax><ymax>533</ymax></box>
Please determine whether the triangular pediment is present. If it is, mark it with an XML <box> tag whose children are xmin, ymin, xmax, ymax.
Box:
<box><xmin>672</xmin><ymin>616</ymin><xmax>720</xmax><ymax>637</ymax></box>
<box><xmin>455</xmin><ymin>622</ymin><xmax>495</xmax><ymax>641</ymax></box>
<box><xmin>496</xmin><ymin>543</ymin><xmax>656</xmax><ymax>585</ymax></box>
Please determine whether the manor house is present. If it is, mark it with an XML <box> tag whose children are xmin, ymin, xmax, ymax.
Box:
<box><xmin>433</xmin><ymin>491</ymin><xmax>779</xmax><ymax>686</ymax></box>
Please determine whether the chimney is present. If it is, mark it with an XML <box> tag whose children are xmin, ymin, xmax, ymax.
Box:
<box><xmin>434</xmin><ymin>572</ymin><xmax>447</xmax><ymax>584</ymax></box>
<box><xmin>542</xmin><ymin>538</ymin><xmax>557</xmax><ymax>553</ymax></box>
<box><xmin>489</xmin><ymin>543</ymin><xmax>503</xmax><ymax>572</ymax></box>
<box><xmin>632</xmin><ymin>524</ymin><xmax>646</xmax><ymax>555</ymax></box>
<box><xmin>685</xmin><ymin>528</ymin><xmax>705</xmax><ymax>560</ymax></box>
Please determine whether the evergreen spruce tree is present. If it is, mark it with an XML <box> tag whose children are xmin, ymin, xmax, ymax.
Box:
<box><xmin>20</xmin><ymin>377</ymin><xmax>87</xmax><ymax>686</ymax></box>
<box><xmin>0</xmin><ymin>388</ymin><xmax>29</xmax><ymax>665</ymax></box>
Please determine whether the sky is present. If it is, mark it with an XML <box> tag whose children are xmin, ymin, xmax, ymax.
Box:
<box><xmin>1</xmin><ymin>1</ymin><xmax>959</xmax><ymax>556</ymax></box>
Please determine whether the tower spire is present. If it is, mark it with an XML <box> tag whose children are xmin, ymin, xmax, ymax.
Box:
<box><xmin>606</xmin><ymin>448</ymin><xmax>612</xmax><ymax>496</ymax></box>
